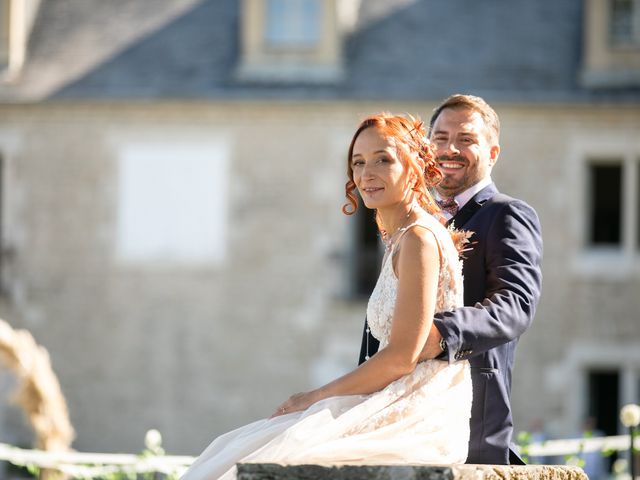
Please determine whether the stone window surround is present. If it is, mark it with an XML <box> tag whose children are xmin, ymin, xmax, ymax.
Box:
<box><xmin>581</xmin><ymin>0</ymin><xmax>640</xmax><ymax>88</ymax></box>
<box><xmin>548</xmin><ymin>342</ymin><xmax>640</xmax><ymax>437</ymax></box>
<box><xmin>570</xmin><ymin>135</ymin><xmax>640</xmax><ymax>279</ymax></box>
<box><xmin>236</xmin><ymin>0</ymin><xmax>344</xmax><ymax>84</ymax></box>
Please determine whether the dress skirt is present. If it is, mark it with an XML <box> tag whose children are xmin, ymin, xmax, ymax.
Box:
<box><xmin>182</xmin><ymin>359</ymin><xmax>471</xmax><ymax>480</ymax></box>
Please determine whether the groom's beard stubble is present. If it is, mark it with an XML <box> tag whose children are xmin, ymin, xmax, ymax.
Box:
<box><xmin>436</xmin><ymin>154</ymin><xmax>469</xmax><ymax>197</ymax></box>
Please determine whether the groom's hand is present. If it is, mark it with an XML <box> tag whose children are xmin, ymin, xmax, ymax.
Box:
<box><xmin>421</xmin><ymin>324</ymin><xmax>445</xmax><ymax>359</ymax></box>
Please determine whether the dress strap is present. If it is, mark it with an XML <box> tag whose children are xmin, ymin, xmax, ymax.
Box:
<box><xmin>389</xmin><ymin>221</ymin><xmax>433</xmax><ymax>254</ymax></box>
<box><xmin>388</xmin><ymin>221</ymin><xmax>445</xmax><ymax>273</ymax></box>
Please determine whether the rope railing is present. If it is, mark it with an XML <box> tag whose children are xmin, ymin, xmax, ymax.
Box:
<box><xmin>1</xmin><ymin>434</ymin><xmax>639</xmax><ymax>478</ymax></box>
<box><xmin>0</xmin><ymin>442</ymin><xmax>194</xmax><ymax>478</ymax></box>
<box><xmin>525</xmin><ymin>434</ymin><xmax>639</xmax><ymax>456</ymax></box>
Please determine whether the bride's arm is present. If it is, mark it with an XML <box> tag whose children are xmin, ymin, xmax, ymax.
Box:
<box><xmin>272</xmin><ymin>227</ymin><xmax>440</xmax><ymax>417</ymax></box>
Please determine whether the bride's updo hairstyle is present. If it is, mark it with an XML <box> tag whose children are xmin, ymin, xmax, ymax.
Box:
<box><xmin>342</xmin><ymin>113</ymin><xmax>442</xmax><ymax>217</ymax></box>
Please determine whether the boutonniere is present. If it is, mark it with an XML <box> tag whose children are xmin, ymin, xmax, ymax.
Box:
<box><xmin>447</xmin><ymin>222</ymin><xmax>475</xmax><ymax>258</ymax></box>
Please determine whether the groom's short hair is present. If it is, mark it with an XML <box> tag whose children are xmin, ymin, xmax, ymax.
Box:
<box><xmin>429</xmin><ymin>94</ymin><xmax>500</xmax><ymax>143</ymax></box>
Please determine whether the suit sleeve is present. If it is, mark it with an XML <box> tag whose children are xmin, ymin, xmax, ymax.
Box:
<box><xmin>433</xmin><ymin>199</ymin><xmax>543</xmax><ymax>362</ymax></box>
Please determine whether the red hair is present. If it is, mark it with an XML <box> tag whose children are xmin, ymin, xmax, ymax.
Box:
<box><xmin>342</xmin><ymin>113</ymin><xmax>443</xmax><ymax>217</ymax></box>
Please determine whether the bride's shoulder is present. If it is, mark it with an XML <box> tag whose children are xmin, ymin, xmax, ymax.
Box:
<box><xmin>399</xmin><ymin>214</ymin><xmax>460</xmax><ymax>257</ymax></box>
<box><xmin>394</xmin><ymin>226</ymin><xmax>440</xmax><ymax>278</ymax></box>
<box><xmin>397</xmin><ymin>222</ymin><xmax>440</xmax><ymax>256</ymax></box>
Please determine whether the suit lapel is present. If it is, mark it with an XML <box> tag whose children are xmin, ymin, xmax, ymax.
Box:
<box><xmin>446</xmin><ymin>183</ymin><xmax>499</xmax><ymax>228</ymax></box>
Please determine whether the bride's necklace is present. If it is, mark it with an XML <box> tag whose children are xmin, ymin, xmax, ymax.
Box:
<box><xmin>381</xmin><ymin>202</ymin><xmax>417</xmax><ymax>250</ymax></box>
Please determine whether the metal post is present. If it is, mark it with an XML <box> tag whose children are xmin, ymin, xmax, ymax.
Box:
<box><xmin>631</xmin><ymin>425</ymin><xmax>637</xmax><ymax>480</ymax></box>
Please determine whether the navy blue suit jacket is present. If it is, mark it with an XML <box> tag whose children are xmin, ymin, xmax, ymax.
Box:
<box><xmin>358</xmin><ymin>183</ymin><xmax>543</xmax><ymax>465</ymax></box>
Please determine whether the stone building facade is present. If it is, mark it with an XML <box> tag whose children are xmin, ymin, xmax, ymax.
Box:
<box><xmin>0</xmin><ymin>0</ymin><xmax>638</xmax><ymax>459</ymax></box>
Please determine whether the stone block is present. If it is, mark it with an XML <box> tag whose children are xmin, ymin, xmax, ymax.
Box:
<box><xmin>236</xmin><ymin>463</ymin><xmax>588</xmax><ymax>480</ymax></box>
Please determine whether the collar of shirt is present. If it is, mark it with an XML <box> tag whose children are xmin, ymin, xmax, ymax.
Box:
<box><xmin>436</xmin><ymin>176</ymin><xmax>493</xmax><ymax>221</ymax></box>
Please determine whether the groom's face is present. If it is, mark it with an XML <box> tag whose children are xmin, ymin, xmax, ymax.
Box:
<box><xmin>431</xmin><ymin>107</ymin><xmax>500</xmax><ymax>198</ymax></box>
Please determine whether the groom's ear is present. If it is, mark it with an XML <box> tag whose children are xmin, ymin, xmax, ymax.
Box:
<box><xmin>489</xmin><ymin>144</ymin><xmax>500</xmax><ymax>167</ymax></box>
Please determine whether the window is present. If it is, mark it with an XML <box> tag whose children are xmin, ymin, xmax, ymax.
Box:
<box><xmin>585</xmin><ymin>366</ymin><xmax>640</xmax><ymax>473</ymax></box>
<box><xmin>610</xmin><ymin>0</ymin><xmax>640</xmax><ymax>46</ymax></box>
<box><xmin>587</xmin><ymin>370</ymin><xmax>620</xmax><ymax>473</ymax></box>
<box><xmin>587</xmin><ymin>370</ymin><xmax>620</xmax><ymax>436</ymax></box>
<box><xmin>585</xmin><ymin>158</ymin><xmax>639</xmax><ymax>254</ymax></box>
<box><xmin>265</xmin><ymin>0</ymin><xmax>321</xmax><ymax>49</ymax></box>
<box><xmin>589</xmin><ymin>162</ymin><xmax>622</xmax><ymax>246</ymax></box>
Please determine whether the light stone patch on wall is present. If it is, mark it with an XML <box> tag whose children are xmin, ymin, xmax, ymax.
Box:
<box><xmin>114</xmin><ymin>138</ymin><xmax>229</xmax><ymax>266</ymax></box>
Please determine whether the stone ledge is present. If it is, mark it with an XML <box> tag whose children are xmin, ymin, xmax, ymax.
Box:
<box><xmin>237</xmin><ymin>463</ymin><xmax>588</xmax><ymax>480</ymax></box>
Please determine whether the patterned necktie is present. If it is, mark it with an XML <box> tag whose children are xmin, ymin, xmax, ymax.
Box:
<box><xmin>436</xmin><ymin>197</ymin><xmax>459</xmax><ymax>217</ymax></box>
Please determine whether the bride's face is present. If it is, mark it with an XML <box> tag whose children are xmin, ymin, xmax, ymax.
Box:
<box><xmin>351</xmin><ymin>127</ymin><xmax>413</xmax><ymax>211</ymax></box>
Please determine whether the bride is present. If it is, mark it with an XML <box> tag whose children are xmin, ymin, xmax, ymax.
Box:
<box><xmin>181</xmin><ymin>113</ymin><xmax>472</xmax><ymax>480</ymax></box>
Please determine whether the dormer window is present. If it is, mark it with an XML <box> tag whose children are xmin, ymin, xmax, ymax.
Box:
<box><xmin>610</xmin><ymin>0</ymin><xmax>640</xmax><ymax>46</ymax></box>
<box><xmin>265</xmin><ymin>0</ymin><xmax>321</xmax><ymax>49</ymax></box>
<box><xmin>237</xmin><ymin>0</ymin><xmax>343</xmax><ymax>84</ymax></box>
<box><xmin>581</xmin><ymin>0</ymin><xmax>640</xmax><ymax>88</ymax></box>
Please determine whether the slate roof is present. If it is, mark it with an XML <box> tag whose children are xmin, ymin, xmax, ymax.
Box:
<box><xmin>1</xmin><ymin>0</ymin><xmax>639</xmax><ymax>103</ymax></box>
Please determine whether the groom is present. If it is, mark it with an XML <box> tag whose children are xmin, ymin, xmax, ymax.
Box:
<box><xmin>358</xmin><ymin>94</ymin><xmax>543</xmax><ymax>465</ymax></box>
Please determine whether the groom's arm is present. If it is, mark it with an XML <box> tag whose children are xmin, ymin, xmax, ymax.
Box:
<box><xmin>427</xmin><ymin>199</ymin><xmax>543</xmax><ymax>362</ymax></box>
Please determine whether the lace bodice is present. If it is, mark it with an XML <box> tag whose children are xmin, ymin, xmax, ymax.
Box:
<box><xmin>366</xmin><ymin>217</ymin><xmax>464</xmax><ymax>349</ymax></box>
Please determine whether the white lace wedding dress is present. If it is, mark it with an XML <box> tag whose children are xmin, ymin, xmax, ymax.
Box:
<box><xmin>182</xmin><ymin>217</ymin><xmax>472</xmax><ymax>480</ymax></box>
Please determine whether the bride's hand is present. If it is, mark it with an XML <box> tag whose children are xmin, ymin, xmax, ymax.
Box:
<box><xmin>270</xmin><ymin>391</ymin><xmax>319</xmax><ymax>418</ymax></box>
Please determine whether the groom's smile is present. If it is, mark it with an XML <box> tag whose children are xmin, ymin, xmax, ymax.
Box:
<box><xmin>437</xmin><ymin>155</ymin><xmax>467</xmax><ymax>172</ymax></box>
<box><xmin>436</xmin><ymin>154</ymin><xmax>469</xmax><ymax>189</ymax></box>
